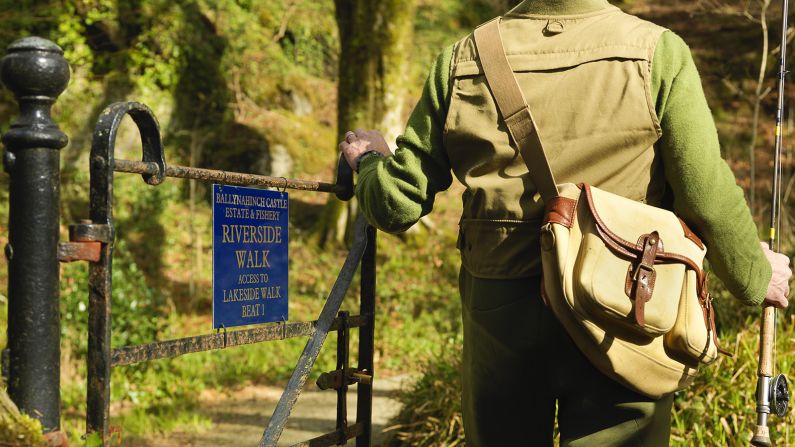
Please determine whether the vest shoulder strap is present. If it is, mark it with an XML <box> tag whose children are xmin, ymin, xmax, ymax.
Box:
<box><xmin>473</xmin><ymin>19</ymin><xmax>559</xmax><ymax>202</ymax></box>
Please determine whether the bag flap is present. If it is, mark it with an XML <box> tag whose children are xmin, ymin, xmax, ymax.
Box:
<box><xmin>584</xmin><ymin>184</ymin><xmax>707</xmax><ymax>265</ymax></box>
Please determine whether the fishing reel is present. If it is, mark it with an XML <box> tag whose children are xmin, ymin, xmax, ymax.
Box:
<box><xmin>769</xmin><ymin>374</ymin><xmax>790</xmax><ymax>417</ymax></box>
<box><xmin>752</xmin><ymin>375</ymin><xmax>790</xmax><ymax>447</ymax></box>
<box><xmin>757</xmin><ymin>373</ymin><xmax>790</xmax><ymax>417</ymax></box>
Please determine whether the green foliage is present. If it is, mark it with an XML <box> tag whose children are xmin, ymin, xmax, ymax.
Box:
<box><xmin>85</xmin><ymin>432</ymin><xmax>103</xmax><ymax>447</ymax></box>
<box><xmin>1</xmin><ymin>3</ymin><xmax>342</xmax><ymax>438</ymax></box>
<box><xmin>60</xmin><ymin>240</ymin><xmax>162</xmax><ymax>358</ymax></box>
<box><xmin>373</xmin><ymin>232</ymin><xmax>462</xmax><ymax>372</ymax></box>
<box><xmin>411</xmin><ymin>0</ymin><xmax>511</xmax><ymax>92</ymax></box>
<box><xmin>0</xmin><ymin>388</ymin><xmax>48</xmax><ymax>447</ymax></box>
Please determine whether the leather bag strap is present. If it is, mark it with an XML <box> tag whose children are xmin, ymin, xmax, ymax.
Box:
<box><xmin>473</xmin><ymin>19</ymin><xmax>560</xmax><ymax>203</ymax></box>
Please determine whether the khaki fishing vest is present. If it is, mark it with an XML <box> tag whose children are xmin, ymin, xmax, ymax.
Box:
<box><xmin>445</xmin><ymin>6</ymin><xmax>668</xmax><ymax>279</ymax></box>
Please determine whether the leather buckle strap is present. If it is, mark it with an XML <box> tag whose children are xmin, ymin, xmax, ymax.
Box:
<box><xmin>629</xmin><ymin>232</ymin><xmax>660</xmax><ymax>327</ymax></box>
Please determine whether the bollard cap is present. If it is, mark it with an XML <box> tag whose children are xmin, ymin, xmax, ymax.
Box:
<box><xmin>1</xmin><ymin>37</ymin><xmax>70</xmax><ymax>150</ymax></box>
<box><xmin>1</xmin><ymin>37</ymin><xmax>70</xmax><ymax>102</ymax></box>
<box><xmin>7</xmin><ymin>36</ymin><xmax>63</xmax><ymax>53</ymax></box>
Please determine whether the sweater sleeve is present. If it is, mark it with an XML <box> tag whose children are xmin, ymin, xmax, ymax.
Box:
<box><xmin>355</xmin><ymin>46</ymin><xmax>455</xmax><ymax>233</ymax></box>
<box><xmin>651</xmin><ymin>31</ymin><xmax>771</xmax><ymax>305</ymax></box>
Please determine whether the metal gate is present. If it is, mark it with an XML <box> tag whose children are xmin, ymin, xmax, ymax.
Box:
<box><xmin>2</xmin><ymin>37</ymin><xmax>377</xmax><ymax>446</ymax></box>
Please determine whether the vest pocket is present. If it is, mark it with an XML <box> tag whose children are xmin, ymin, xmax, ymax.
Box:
<box><xmin>458</xmin><ymin>219</ymin><xmax>542</xmax><ymax>279</ymax></box>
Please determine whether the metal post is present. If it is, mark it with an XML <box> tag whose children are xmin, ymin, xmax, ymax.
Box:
<box><xmin>336</xmin><ymin>311</ymin><xmax>350</xmax><ymax>444</ymax></box>
<box><xmin>356</xmin><ymin>225</ymin><xmax>376</xmax><ymax>447</ymax></box>
<box><xmin>1</xmin><ymin>37</ymin><xmax>70</xmax><ymax>431</ymax></box>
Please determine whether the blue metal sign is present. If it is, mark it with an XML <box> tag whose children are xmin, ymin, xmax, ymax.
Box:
<box><xmin>212</xmin><ymin>184</ymin><xmax>288</xmax><ymax>329</ymax></box>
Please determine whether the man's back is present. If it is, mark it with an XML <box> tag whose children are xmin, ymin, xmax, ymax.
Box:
<box><xmin>448</xmin><ymin>6</ymin><xmax>667</xmax><ymax>278</ymax></box>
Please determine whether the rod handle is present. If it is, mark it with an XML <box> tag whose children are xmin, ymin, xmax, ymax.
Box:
<box><xmin>758</xmin><ymin>306</ymin><xmax>776</xmax><ymax>376</ymax></box>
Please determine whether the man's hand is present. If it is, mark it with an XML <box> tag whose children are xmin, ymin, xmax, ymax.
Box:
<box><xmin>762</xmin><ymin>242</ymin><xmax>792</xmax><ymax>309</ymax></box>
<box><xmin>339</xmin><ymin>129</ymin><xmax>391</xmax><ymax>171</ymax></box>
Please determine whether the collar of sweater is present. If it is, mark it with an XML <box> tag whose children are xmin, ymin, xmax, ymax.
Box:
<box><xmin>508</xmin><ymin>0</ymin><xmax>613</xmax><ymax>16</ymax></box>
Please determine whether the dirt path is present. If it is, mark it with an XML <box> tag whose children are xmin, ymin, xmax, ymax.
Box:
<box><xmin>127</xmin><ymin>375</ymin><xmax>409</xmax><ymax>446</ymax></box>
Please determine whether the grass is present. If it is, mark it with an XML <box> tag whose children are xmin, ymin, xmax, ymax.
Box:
<box><xmin>670</xmin><ymin>313</ymin><xmax>795</xmax><ymax>446</ymax></box>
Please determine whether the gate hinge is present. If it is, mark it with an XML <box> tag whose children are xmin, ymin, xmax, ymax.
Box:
<box><xmin>58</xmin><ymin>242</ymin><xmax>101</xmax><ymax>263</ymax></box>
<box><xmin>58</xmin><ymin>221</ymin><xmax>111</xmax><ymax>263</ymax></box>
<box><xmin>316</xmin><ymin>368</ymin><xmax>372</xmax><ymax>391</ymax></box>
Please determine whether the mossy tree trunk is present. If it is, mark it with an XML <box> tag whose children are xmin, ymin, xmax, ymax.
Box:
<box><xmin>312</xmin><ymin>0</ymin><xmax>417</xmax><ymax>247</ymax></box>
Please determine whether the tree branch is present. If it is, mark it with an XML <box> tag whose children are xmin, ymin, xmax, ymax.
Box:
<box><xmin>272</xmin><ymin>0</ymin><xmax>298</xmax><ymax>43</ymax></box>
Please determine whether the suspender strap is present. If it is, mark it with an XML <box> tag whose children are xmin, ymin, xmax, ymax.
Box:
<box><xmin>473</xmin><ymin>19</ymin><xmax>560</xmax><ymax>202</ymax></box>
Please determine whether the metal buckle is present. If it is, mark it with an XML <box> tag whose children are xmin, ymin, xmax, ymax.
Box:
<box><xmin>633</xmin><ymin>262</ymin><xmax>654</xmax><ymax>281</ymax></box>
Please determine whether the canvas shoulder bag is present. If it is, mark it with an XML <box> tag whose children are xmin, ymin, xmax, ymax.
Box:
<box><xmin>473</xmin><ymin>19</ymin><xmax>726</xmax><ymax>398</ymax></box>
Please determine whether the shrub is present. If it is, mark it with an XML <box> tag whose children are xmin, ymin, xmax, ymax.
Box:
<box><xmin>386</xmin><ymin>346</ymin><xmax>465</xmax><ymax>447</ymax></box>
<box><xmin>0</xmin><ymin>388</ymin><xmax>47</xmax><ymax>447</ymax></box>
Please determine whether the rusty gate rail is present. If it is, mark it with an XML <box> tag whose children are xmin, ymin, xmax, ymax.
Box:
<box><xmin>113</xmin><ymin>158</ymin><xmax>347</xmax><ymax>195</ymax></box>
<box><xmin>111</xmin><ymin>315</ymin><xmax>367</xmax><ymax>367</ymax></box>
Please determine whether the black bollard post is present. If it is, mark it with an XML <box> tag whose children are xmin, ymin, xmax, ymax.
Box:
<box><xmin>1</xmin><ymin>37</ymin><xmax>70</xmax><ymax>432</ymax></box>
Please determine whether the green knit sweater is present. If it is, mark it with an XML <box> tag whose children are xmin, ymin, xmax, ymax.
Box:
<box><xmin>356</xmin><ymin>0</ymin><xmax>772</xmax><ymax>305</ymax></box>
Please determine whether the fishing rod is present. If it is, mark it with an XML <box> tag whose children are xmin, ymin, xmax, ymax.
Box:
<box><xmin>752</xmin><ymin>1</ymin><xmax>791</xmax><ymax>445</ymax></box>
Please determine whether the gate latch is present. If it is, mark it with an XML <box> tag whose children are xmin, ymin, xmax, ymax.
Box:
<box><xmin>316</xmin><ymin>368</ymin><xmax>372</xmax><ymax>391</ymax></box>
<box><xmin>58</xmin><ymin>220</ymin><xmax>111</xmax><ymax>263</ymax></box>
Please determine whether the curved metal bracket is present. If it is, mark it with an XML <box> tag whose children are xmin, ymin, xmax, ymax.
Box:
<box><xmin>93</xmin><ymin>101</ymin><xmax>166</xmax><ymax>186</ymax></box>
<box><xmin>88</xmin><ymin>101</ymin><xmax>166</xmax><ymax>232</ymax></box>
